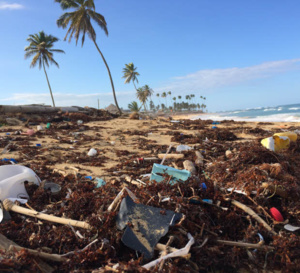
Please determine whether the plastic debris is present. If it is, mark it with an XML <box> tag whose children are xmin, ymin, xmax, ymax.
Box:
<box><xmin>269</xmin><ymin>207</ymin><xmax>284</xmax><ymax>222</ymax></box>
<box><xmin>261</xmin><ymin>132</ymin><xmax>297</xmax><ymax>152</ymax></box>
<box><xmin>284</xmin><ymin>224</ymin><xmax>300</xmax><ymax>232</ymax></box>
<box><xmin>43</xmin><ymin>182</ymin><xmax>61</xmax><ymax>195</ymax></box>
<box><xmin>0</xmin><ymin>165</ymin><xmax>41</xmax><ymax>201</ymax></box>
<box><xmin>150</xmin><ymin>164</ymin><xmax>191</xmax><ymax>184</ymax></box>
<box><xmin>37</xmin><ymin>125</ymin><xmax>44</xmax><ymax>131</ymax></box>
<box><xmin>87</xmin><ymin>148</ymin><xmax>97</xmax><ymax>157</ymax></box>
<box><xmin>95</xmin><ymin>178</ymin><xmax>106</xmax><ymax>188</ymax></box>
<box><xmin>116</xmin><ymin>196</ymin><xmax>182</xmax><ymax>259</ymax></box>
<box><xmin>176</xmin><ymin>144</ymin><xmax>192</xmax><ymax>152</ymax></box>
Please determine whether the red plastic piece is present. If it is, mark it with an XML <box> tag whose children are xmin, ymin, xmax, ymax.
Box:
<box><xmin>270</xmin><ymin>207</ymin><xmax>284</xmax><ymax>222</ymax></box>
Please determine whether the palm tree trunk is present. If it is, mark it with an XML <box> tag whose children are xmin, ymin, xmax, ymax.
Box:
<box><xmin>93</xmin><ymin>40</ymin><xmax>122</xmax><ymax>115</ymax></box>
<box><xmin>133</xmin><ymin>81</ymin><xmax>137</xmax><ymax>91</ymax></box>
<box><xmin>43</xmin><ymin>61</ymin><xmax>55</xmax><ymax>107</ymax></box>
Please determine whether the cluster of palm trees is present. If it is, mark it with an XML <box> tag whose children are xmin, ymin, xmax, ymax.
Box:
<box><xmin>25</xmin><ymin>0</ymin><xmax>122</xmax><ymax>114</ymax></box>
<box><xmin>123</xmin><ymin>63</ymin><xmax>154</xmax><ymax>112</ymax></box>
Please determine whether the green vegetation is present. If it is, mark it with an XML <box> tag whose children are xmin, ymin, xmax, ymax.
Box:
<box><xmin>55</xmin><ymin>0</ymin><xmax>121</xmax><ymax>114</ymax></box>
<box><xmin>122</xmin><ymin>63</ymin><xmax>140</xmax><ymax>90</ymax></box>
<box><xmin>24</xmin><ymin>31</ymin><xmax>65</xmax><ymax>107</ymax></box>
<box><xmin>128</xmin><ymin>101</ymin><xmax>141</xmax><ymax>112</ymax></box>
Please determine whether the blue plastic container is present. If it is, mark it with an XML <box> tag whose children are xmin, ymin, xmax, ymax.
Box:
<box><xmin>150</xmin><ymin>164</ymin><xmax>191</xmax><ymax>185</ymax></box>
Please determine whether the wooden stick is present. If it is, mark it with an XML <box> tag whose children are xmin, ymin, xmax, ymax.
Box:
<box><xmin>0</xmin><ymin>234</ymin><xmax>54</xmax><ymax>273</ymax></box>
<box><xmin>229</xmin><ymin>199</ymin><xmax>277</xmax><ymax>235</ymax></box>
<box><xmin>8</xmin><ymin>245</ymin><xmax>67</xmax><ymax>262</ymax></box>
<box><xmin>160</xmin><ymin>144</ymin><xmax>173</xmax><ymax>165</ymax></box>
<box><xmin>216</xmin><ymin>240</ymin><xmax>274</xmax><ymax>251</ymax></box>
<box><xmin>158</xmin><ymin>153</ymin><xmax>184</xmax><ymax>160</ymax></box>
<box><xmin>3</xmin><ymin>199</ymin><xmax>92</xmax><ymax>230</ymax></box>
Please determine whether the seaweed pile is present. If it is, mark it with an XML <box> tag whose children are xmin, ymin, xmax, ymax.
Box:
<box><xmin>0</xmin><ymin>116</ymin><xmax>300</xmax><ymax>272</ymax></box>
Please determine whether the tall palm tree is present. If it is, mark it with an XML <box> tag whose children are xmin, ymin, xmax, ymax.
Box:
<box><xmin>161</xmin><ymin>92</ymin><xmax>167</xmax><ymax>108</ymax></box>
<box><xmin>136</xmin><ymin>87</ymin><xmax>148</xmax><ymax>112</ymax></box>
<box><xmin>55</xmin><ymin>0</ymin><xmax>121</xmax><ymax>114</ymax></box>
<box><xmin>143</xmin><ymin>84</ymin><xmax>154</xmax><ymax>108</ymax></box>
<box><xmin>24</xmin><ymin>31</ymin><xmax>65</xmax><ymax>107</ymax></box>
<box><xmin>122</xmin><ymin>63</ymin><xmax>139</xmax><ymax>90</ymax></box>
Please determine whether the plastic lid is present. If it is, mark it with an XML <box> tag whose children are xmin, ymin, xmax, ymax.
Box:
<box><xmin>270</xmin><ymin>207</ymin><xmax>284</xmax><ymax>222</ymax></box>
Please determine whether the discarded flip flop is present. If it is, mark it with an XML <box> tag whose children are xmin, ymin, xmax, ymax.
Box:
<box><xmin>270</xmin><ymin>207</ymin><xmax>284</xmax><ymax>222</ymax></box>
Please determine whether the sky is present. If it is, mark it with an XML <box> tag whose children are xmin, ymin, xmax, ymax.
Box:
<box><xmin>0</xmin><ymin>0</ymin><xmax>300</xmax><ymax>112</ymax></box>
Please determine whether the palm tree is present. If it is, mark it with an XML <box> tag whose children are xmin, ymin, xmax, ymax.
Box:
<box><xmin>122</xmin><ymin>63</ymin><xmax>139</xmax><ymax>90</ymax></box>
<box><xmin>136</xmin><ymin>87</ymin><xmax>148</xmax><ymax>112</ymax></box>
<box><xmin>128</xmin><ymin>101</ymin><xmax>141</xmax><ymax>112</ymax></box>
<box><xmin>24</xmin><ymin>31</ymin><xmax>65</xmax><ymax>107</ymax></box>
<box><xmin>161</xmin><ymin>92</ymin><xmax>167</xmax><ymax>109</ymax></box>
<box><xmin>55</xmin><ymin>0</ymin><xmax>121</xmax><ymax>114</ymax></box>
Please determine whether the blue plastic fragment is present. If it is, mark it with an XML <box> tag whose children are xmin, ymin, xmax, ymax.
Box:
<box><xmin>150</xmin><ymin>163</ymin><xmax>191</xmax><ymax>185</ymax></box>
<box><xmin>201</xmin><ymin>183</ymin><xmax>207</xmax><ymax>190</ymax></box>
<box><xmin>95</xmin><ymin>177</ymin><xmax>106</xmax><ymax>188</ymax></box>
<box><xmin>212</xmin><ymin>121</ymin><xmax>220</xmax><ymax>125</ymax></box>
<box><xmin>202</xmin><ymin>199</ymin><xmax>213</xmax><ymax>204</ymax></box>
<box><xmin>84</xmin><ymin>176</ymin><xmax>93</xmax><ymax>180</ymax></box>
<box><xmin>1</xmin><ymin>158</ymin><xmax>17</xmax><ymax>164</ymax></box>
<box><xmin>6</xmin><ymin>133</ymin><xmax>10</xmax><ymax>135</ymax></box>
<box><xmin>212</xmin><ymin>126</ymin><xmax>217</xmax><ymax>129</ymax></box>
<box><xmin>36</xmin><ymin>144</ymin><xmax>41</xmax><ymax>147</ymax></box>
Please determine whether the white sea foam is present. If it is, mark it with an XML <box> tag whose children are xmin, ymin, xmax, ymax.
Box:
<box><xmin>289</xmin><ymin>107</ymin><xmax>300</xmax><ymax>110</ymax></box>
<box><xmin>263</xmin><ymin>108</ymin><xmax>277</xmax><ymax>112</ymax></box>
<box><xmin>191</xmin><ymin>113</ymin><xmax>300</xmax><ymax>122</ymax></box>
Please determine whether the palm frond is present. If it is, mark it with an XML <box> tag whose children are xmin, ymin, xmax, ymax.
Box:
<box><xmin>30</xmin><ymin>53</ymin><xmax>40</xmax><ymax>68</ymax></box>
<box><xmin>87</xmin><ymin>9</ymin><xmax>108</xmax><ymax>35</ymax></box>
<box><xmin>55</xmin><ymin>0</ymin><xmax>79</xmax><ymax>10</ymax></box>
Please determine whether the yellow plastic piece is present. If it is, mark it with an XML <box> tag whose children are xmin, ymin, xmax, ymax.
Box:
<box><xmin>274</xmin><ymin>131</ymin><xmax>297</xmax><ymax>142</ymax></box>
<box><xmin>261</xmin><ymin>135</ymin><xmax>290</xmax><ymax>152</ymax></box>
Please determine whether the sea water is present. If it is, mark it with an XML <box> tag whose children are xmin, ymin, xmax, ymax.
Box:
<box><xmin>192</xmin><ymin>103</ymin><xmax>300</xmax><ymax>122</ymax></box>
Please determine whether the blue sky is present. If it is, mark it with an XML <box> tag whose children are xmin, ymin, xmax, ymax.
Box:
<box><xmin>0</xmin><ymin>0</ymin><xmax>300</xmax><ymax>112</ymax></box>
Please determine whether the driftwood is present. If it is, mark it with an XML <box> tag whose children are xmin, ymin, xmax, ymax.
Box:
<box><xmin>158</xmin><ymin>154</ymin><xmax>184</xmax><ymax>160</ymax></box>
<box><xmin>8</xmin><ymin>245</ymin><xmax>67</xmax><ymax>262</ymax></box>
<box><xmin>216</xmin><ymin>239</ymin><xmax>274</xmax><ymax>251</ymax></box>
<box><xmin>0</xmin><ymin>105</ymin><xmax>81</xmax><ymax>114</ymax></box>
<box><xmin>3</xmin><ymin>199</ymin><xmax>92</xmax><ymax>230</ymax></box>
<box><xmin>183</xmin><ymin>160</ymin><xmax>196</xmax><ymax>174</ymax></box>
<box><xmin>261</xmin><ymin>182</ymin><xmax>288</xmax><ymax>198</ymax></box>
<box><xmin>0</xmin><ymin>234</ymin><xmax>54</xmax><ymax>273</ymax></box>
<box><xmin>229</xmin><ymin>199</ymin><xmax>277</xmax><ymax>235</ymax></box>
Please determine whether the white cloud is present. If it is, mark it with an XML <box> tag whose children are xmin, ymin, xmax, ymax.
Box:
<box><xmin>0</xmin><ymin>2</ymin><xmax>24</xmax><ymax>10</ymax></box>
<box><xmin>0</xmin><ymin>91</ymin><xmax>135</xmax><ymax>108</ymax></box>
<box><xmin>156</xmin><ymin>58</ymin><xmax>300</xmax><ymax>94</ymax></box>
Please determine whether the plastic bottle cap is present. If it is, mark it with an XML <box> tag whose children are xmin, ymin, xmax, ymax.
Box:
<box><xmin>270</xmin><ymin>207</ymin><xmax>284</xmax><ymax>222</ymax></box>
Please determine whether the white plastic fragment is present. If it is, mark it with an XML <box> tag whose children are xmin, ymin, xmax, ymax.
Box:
<box><xmin>142</xmin><ymin>233</ymin><xmax>195</xmax><ymax>270</ymax></box>
<box><xmin>227</xmin><ymin>188</ymin><xmax>257</xmax><ymax>195</ymax></box>
<box><xmin>87</xmin><ymin>148</ymin><xmax>97</xmax><ymax>156</ymax></box>
<box><xmin>284</xmin><ymin>224</ymin><xmax>300</xmax><ymax>232</ymax></box>
<box><xmin>176</xmin><ymin>145</ymin><xmax>192</xmax><ymax>152</ymax></box>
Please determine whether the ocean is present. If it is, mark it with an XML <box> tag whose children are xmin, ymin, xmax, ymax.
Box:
<box><xmin>192</xmin><ymin>103</ymin><xmax>300</xmax><ymax>122</ymax></box>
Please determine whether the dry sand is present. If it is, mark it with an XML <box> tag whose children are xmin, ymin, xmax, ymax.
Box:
<box><xmin>2</xmin><ymin>116</ymin><xmax>299</xmax><ymax>181</ymax></box>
